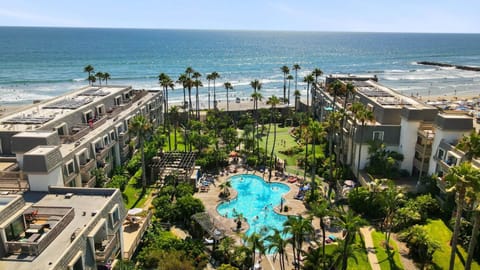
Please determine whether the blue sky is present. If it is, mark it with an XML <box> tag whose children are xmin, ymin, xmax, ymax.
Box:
<box><xmin>0</xmin><ymin>0</ymin><xmax>479</xmax><ymax>33</ymax></box>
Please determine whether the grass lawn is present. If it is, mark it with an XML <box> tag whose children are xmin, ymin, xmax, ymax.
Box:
<box><xmin>424</xmin><ymin>219</ymin><xmax>480</xmax><ymax>270</ymax></box>
<box><xmin>163</xmin><ymin>131</ymin><xmax>188</xmax><ymax>151</ymax></box>
<box><xmin>371</xmin><ymin>231</ymin><xmax>404</xmax><ymax>270</ymax></box>
<box><xmin>123</xmin><ymin>177</ymin><xmax>152</xmax><ymax>209</ymax></box>
<box><xmin>324</xmin><ymin>235</ymin><xmax>372</xmax><ymax>270</ymax></box>
<box><xmin>258</xmin><ymin>124</ymin><xmax>324</xmax><ymax>176</ymax></box>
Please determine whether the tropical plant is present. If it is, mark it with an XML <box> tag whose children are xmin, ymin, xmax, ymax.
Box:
<box><xmin>310</xmin><ymin>200</ymin><xmax>330</xmax><ymax>268</ymax></box>
<box><xmin>210</xmin><ymin>71</ymin><xmax>221</xmax><ymax>109</ymax></box>
<box><xmin>206</xmin><ymin>73</ymin><xmax>213</xmax><ymax>110</ymax></box>
<box><xmin>267</xmin><ymin>95</ymin><xmax>280</xmax><ymax>181</ymax></box>
<box><xmin>244</xmin><ymin>232</ymin><xmax>265</xmax><ymax>267</ymax></box>
<box><xmin>445</xmin><ymin>162</ymin><xmax>480</xmax><ymax>270</ymax></box>
<box><xmin>355</xmin><ymin>103</ymin><xmax>374</xmax><ymax>176</ymax></box>
<box><xmin>293</xmin><ymin>63</ymin><xmax>301</xmax><ymax>94</ymax></box>
<box><xmin>284</xmin><ymin>215</ymin><xmax>314</xmax><ymax>270</ymax></box>
<box><xmin>177</xmin><ymin>73</ymin><xmax>188</xmax><ymax>113</ymax></box>
<box><xmin>294</xmin><ymin>90</ymin><xmax>301</xmax><ymax>111</ymax></box>
<box><xmin>399</xmin><ymin>225</ymin><xmax>441</xmax><ymax>270</ymax></box>
<box><xmin>88</xmin><ymin>75</ymin><xmax>96</xmax><ymax>85</ymax></box>
<box><xmin>95</xmin><ymin>71</ymin><xmax>104</xmax><ymax>85</ymax></box>
<box><xmin>281</xmin><ymin>65</ymin><xmax>290</xmax><ymax>102</ymax></box>
<box><xmin>128</xmin><ymin>115</ymin><xmax>153</xmax><ymax>189</ymax></box>
<box><xmin>192</xmin><ymin>71</ymin><xmax>202</xmax><ymax>119</ymax></box>
<box><xmin>251</xmin><ymin>79</ymin><xmax>263</xmax><ymax>158</ymax></box>
<box><xmin>303</xmin><ymin>74</ymin><xmax>315</xmax><ymax>116</ymax></box>
<box><xmin>265</xmin><ymin>229</ymin><xmax>289</xmax><ymax>270</ymax></box>
<box><xmin>170</xmin><ymin>106</ymin><xmax>180</xmax><ymax>150</ymax></box>
<box><xmin>84</xmin><ymin>64</ymin><xmax>94</xmax><ymax>85</ymax></box>
<box><xmin>224</xmin><ymin>81</ymin><xmax>233</xmax><ymax>112</ymax></box>
<box><xmin>219</xmin><ymin>180</ymin><xmax>232</xmax><ymax>198</ymax></box>
<box><xmin>218</xmin><ymin>237</ymin><xmax>236</xmax><ymax>265</ymax></box>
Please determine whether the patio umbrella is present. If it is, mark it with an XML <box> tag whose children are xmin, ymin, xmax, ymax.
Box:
<box><xmin>127</xmin><ymin>208</ymin><xmax>143</xmax><ymax>216</ymax></box>
<box><xmin>344</xmin><ymin>180</ymin><xmax>355</xmax><ymax>187</ymax></box>
<box><xmin>229</xmin><ymin>151</ymin><xmax>238</xmax><ymax>157</ymax></box>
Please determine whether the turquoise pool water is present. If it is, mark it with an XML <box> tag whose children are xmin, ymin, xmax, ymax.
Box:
<box><xmin>217</xmin><ymin>174</ymin><xmax>290</xmax><ymax>238</ymax></box>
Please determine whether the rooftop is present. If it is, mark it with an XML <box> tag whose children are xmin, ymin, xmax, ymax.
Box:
<box><xmin>0</xmin><ymin>188</ymin><xmax>118</xmax><ymax>270</ymax></box>
<box><xmin>0</xmin><ymin>85</ymin><xmax>131</xmax><ymax>132</ymax></box>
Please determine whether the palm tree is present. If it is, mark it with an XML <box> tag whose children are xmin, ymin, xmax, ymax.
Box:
<box><xmin>177</xmin><ymin>73</ymin><xmax>188</xmax><ymax>113</ymax></box>
<box><xmin>219</xmin><ymin>180</ymin><xmax>232</xmax><ymax>198</ymax></box>
<box><xmin>445</xmin><ymin>162</ymin><xmax>480</xmax><ymax>270</ymax></box>
<box><xmin>251</xmin><ymin>79</ymin><xmax>263</xmax><ymax>158</ymax></box>
<box><xmin>128</xmin><ymin>115</ymin><xmax>153</xmax><ymax>189</ymax></box>
<box><xmin>303</xmin><ymin>74</ymin><xmax>315</xmax><ymax>116</ymax></box>
<box><xmin>267</xmin><ymin>96</ymin><xmax>280</xmax><ymax>182</ymax></box>
<box><xmin>294</xmin><ymin>90</ymin><xmax>301</xmax><ymax>111</ymax></box>
<box><xmin>83</xmin><ymin>65</ymin><xmax>94</xmax><ymax>85</ymax></box>
<box><xmin>224</xmin><ymin>82</ymin><xmax>233</xmax><ymax>112</ymax></box>
<box><xmin>334</xmin><ymin>208</ymin><xmax>367</xmax><ymax>270</ymax></box>
<box><xmin>308</xmin><ymin>120</ymin><xmax>322</xmax><ymax>200</ymax></box>
<box><xmin>399</xmin><ymin>225</ymin><xmax>441</xmax><ymax>270</ymax></box>
<box><xmin>287</xmin><ymin>74</ymin><xmax>294</xmax><ymax>106</ymax></box>
<box><xmin>302</xmin><ymin>245</ymin><xmax>323</xmax><ymax>270</ymax></box>
<box><xmin>218</xmin><ymin>237</ymin><xmax>236</xmax><ymax>265</ymax></box>
<box><xmin>293</xmin><ymin>64</ymin><xmax>301</xmax><ymax>94</ymax></box>
<box><xmin>170</xmin><ymin>106</ymin><xmax>180</xmax><ymax>150</ymax></box>
<box><xmin>206</xmin><ymin>74</ymin><xmax>213</xmax><ymax>110</ymax></box>
<box><xmin>103</xmin><ymin>72</ymin><xmax>111</xmax><ymax>85</ymax></box>
<box><xmin>339</xmin><ymin>82</ymin><xmax>355</xmax><ymax>164</ymax></box>
<box><xmin>210</xmin><ymin>72</ymin><xmax>220</xmax><ymax>109</ymax></box>
<box><xmin>244</xmin><ymin>232</ymin><xmax>265</xmax><ymax>268</ymax></box>
<box><xmin>311</xmin><ymin>68</ymin><xmax>323</xmax><ymax>118</ymax></box>
<box><xmin>310</xmin><ymin>200</ymin><xmax>330</xmax><ymax>268</ymax></box>
<box><xmin>312</xmin><ymin>68</ymin><xmax>323</xmax><ymax>87</ymax></box>
<box><xmin>159</xmin><ymin>73</ymin><xmax>174</xmax><ymax>116</ymax></box>
<box><xmin>95</xmin><ymin>72</ymin><xmax>104</xmax><ymax>86</ymax></box>
<box><xmin>355</xmin><ymin>105</ymin><xmax>374</xmax><ymax>176</ymax></box>
<box><xmin>88</xmin><ymin>75</ymin><xmax>96</xmax><ymax>85</ymax></box>
<box><xmin>266</xmin><ymin>229</ymin><xmax>289</xmax><ymax>270</ymax></box>
<box><xmin>192</xmin><ymin>71</ymin><xmax>202</xmax><ymax>119</ymax></box>
<box><xmin>284</xmin><ymin>216</ymin><xmax>314</xmax><ymax>270</ymax></box>
<box><xmin>302</xmin><ymin>117</ymin><xmax>311</xmax><ymax>184</ymax></box>
<box><xmin>466</xmin><ymin>191</ymin><xmax>480</xmax><ymax>270</ymax></box>
<box><xmin>281</xmin><ymin>65</ymin><xmax>290</xmax><ymax>102</ymax></box>
<box><xmin>328</xmin><ymin>79</ymin><xmax>344</xmax><ymax>114</ymax></box>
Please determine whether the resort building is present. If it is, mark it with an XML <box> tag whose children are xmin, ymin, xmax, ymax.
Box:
<box><xmin>0</xmin><ymin>186</ymin><xmax>127</xmax><ymax>270</ymax></box>
<box><xmin>0</xmin><ymin>85</ymin><xmax>163</xmax><ymax>192</ymax></box>
<box><xmin>314</xmin><ymin>74</ymin><xmax>475</xmax><ymax>185</ymax></box>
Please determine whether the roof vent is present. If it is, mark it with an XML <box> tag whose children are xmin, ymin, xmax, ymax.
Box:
<box><xmin>65</xmin><ymin>193</ymin><xmax>74</xmax><ymax>199</ymax></box>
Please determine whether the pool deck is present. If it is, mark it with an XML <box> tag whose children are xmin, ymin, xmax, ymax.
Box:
<box><xmin>194</xmin><ymin>166</ymin><xmax>332</xmax><ymax>270</ymax></box>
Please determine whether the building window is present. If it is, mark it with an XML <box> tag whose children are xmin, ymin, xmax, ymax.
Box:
<box><xmin>110</xmin><ymin>131</ymin><xmax>115</xmax><ymax>141</ymax></box>
<box><xmin>373</xmin><ymin>131</ymin><xmax>384</xmax><ymax>141</ymax></box>
<box><xmin>437</xmin><ymin>148</ymin><xmax>445</xmax><ymax>160</ymax></box>
<box><xmin>68</xmin><ymin>252</ymin><xmax>84</xmax><ymax>270</ymax></box>
<box><xmin>0</xmin><ymin>138</ymin><xmax>3</xmax><ymax>154</ymax></box>
<box><xmin>110</xmin><ymin>205</ymin><xmax>120</xmax><ymax>227</ymax></box>
<box><xmin>66</xmin><ymin>160</ymin><xmax>75</xmax><ymax>175</ymax></box>
<box><xmin>5</xmin><ymin>216</ymin><xmax>25</xmax><ymax>241</ymax></box>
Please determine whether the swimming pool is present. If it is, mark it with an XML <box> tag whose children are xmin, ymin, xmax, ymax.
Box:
<box><xmin>217</xmin><ymin>174</ymin><xmax>290</xmax><ymax>238</ymax></box>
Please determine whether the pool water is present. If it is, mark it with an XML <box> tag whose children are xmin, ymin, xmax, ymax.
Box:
<box><xmin>217</xmin><ymin>174</ymin><xmax>290</xmax><ymax>239</ymax></box>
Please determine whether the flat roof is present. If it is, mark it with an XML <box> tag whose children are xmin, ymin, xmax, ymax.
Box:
<box><xmin>0</xmin><ymin>189</ymin><xmax>116</xmax><ymax>270</ymax></box>
<box><xmin>0</xmin><ymin>85</ymin><xmax>131</xmax><ymax>133</ymax></box>
<box><xmin>25</xmin><ymin>145</ymin><xmax>58</xmax><ymax>156</ymax></box>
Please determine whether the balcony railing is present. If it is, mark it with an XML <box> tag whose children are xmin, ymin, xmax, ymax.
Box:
<box><xmin>82</xmin><ymin>175</ymin><xmax>96</xmax><ymax>188</ymax></box>
<box><xmin>0</xmin><ymin>168</ymin><xmax>29</xmax><ymax>191</ymax></box>
<box><xmin>60</xmin><ymin>125</ymin><xmax>90</xmax><ymax>143</ymax></box>
<box><xmin>80</xmin><ymin>158</ymin><xmax>96</xmax><ymax>174</ymax></box>
<box><xmin>95</xmin><ymin>233</ymin><xmax>118</xmax><ymax>262</ymax></box>
<box><xmin>96</xmin><ymin>141</ymin><xmax>116</xmax><ymax>160</ymax></box>
<box><xmin>415</xmin><ymin>144</ymin><xmax>432</xmax><ymax>157</ymax></box>
<box><xmin>413</xmin><ymin>158</ymin><xmax>429</xmax><ymax>172</ymax></box>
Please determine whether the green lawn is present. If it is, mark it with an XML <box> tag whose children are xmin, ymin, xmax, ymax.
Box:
<box><xmin>371</xmin><ymin>231</ymin><xmax>404</xmax><ymax>270</ymax></box>
<box><xmin>324</xmin><ymin>235</ymin><xmax>372</xmax><ymax>270</ymax></box>
<box><xmin>163</xmin><ymin>131</ymin><xmax>188</xmax><ymax>151</ymax></box>
<box><xmin>258</xmin><ymin>124</ymin><xmax>324</xmax><ymax>175</ymax></box>
<box><xmin>424</xmin><ymin>219</ymin><xmax>480</xmax><ymax>270</ymax></box>
<box><xmin>123</xmin><ymin>177</ymin><xmax>152</xmax><ymax>209</ymax></box>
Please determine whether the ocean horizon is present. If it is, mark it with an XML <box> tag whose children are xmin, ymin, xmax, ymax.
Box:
<box><xmin>1</xmin><ymin>26</ymin><xmax>480</xmax><ymax>105</ymax></box>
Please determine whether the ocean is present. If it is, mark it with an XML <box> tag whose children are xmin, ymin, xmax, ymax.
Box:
<box><xmin>1</xmin><ymin>27</ymin><xmax>480</xmax><ymax>105</ymax></box>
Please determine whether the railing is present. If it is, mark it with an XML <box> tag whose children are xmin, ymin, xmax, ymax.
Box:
<box><xmin>0</xmin><ymin>169</ymin><xmax>29</xmax><ymax>191</ymax></box>
<box><xmin>95</xmin><ymin>233</ymin><xmax>118</xmax><ymax>262</ymax></box>
<box><xmin>413</xmin><ymin>158</ymin><xmax>429</xmax><ymax>171</ymax></box>
<box><xmin>60</xmin><ymin>125</ymin><xmax>89</xmax><ymax>143</ymax></box>
<box><xmin>414</xmin><ymin>144</ymin><xmax>432</xmax><ymax>157</ymax></box>
<box><xmin>123</xmin><ymin>210</ymin><xmax>152</xmax><ymax>260</ymax></box>
<box><xmin>91</xmin><ymin>116</ymin><xmax>108</xmax><ymax>130</ymax></box>
<box><xmin>96</xmin><ymin>141</ymin><xmax>116</xmax><ymax>160</ymax></box>
<box><xmin>121</xmin><ymin>144</ymin><xmax>130</xmax><ymax>157</ymax></box>
<box><xmin>6</xmin><ymin>207</ymin><xmax>74</xmax><ymax>256</ymax></box>
<box><xmin>80</xmin><ymin>158</ymin><xmax>96</xmax><ymax>174</ymax></box>
<box><xmin>83</xmin><ymin>175</ymin><xmax>96</xmax><ymax>188</ymax></box>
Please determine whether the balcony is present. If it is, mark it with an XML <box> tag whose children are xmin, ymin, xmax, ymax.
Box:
<box><xmin>60</xmin><ymin>125</ymin><xmax>89</xmax><ymax>143</ymax></box>
<box><xmin>0</xmin><ymin>166</ymin><xmax>29</xmax><ymax>191</ymax></box>
<box><xmin>90</xmin><ymin>115</ymin><xmax>107</xmax><ymax>130</ymax></box>
<box><xmin>121</xmin><ymin>144</ymin><xmax>130</xmax><ymax>157</ymax></box>
<box><xmin>95</xmin><ymin>233</ymin><xmax>118</xmax><ymax>262</ymax></box>
<box><xmin>96</xmin><ymin>141</ymin><xmax>116</xmax><ymax>160</ymax></box>
<box><xmin>413</xmin><ymin>158</ymin><xmax>429</xmax><ymax>172</ymax></box>
<box><xmin>415</xmin><ymin>144</ymin><xmax>432</xmax><ymax>157</ymax></box>
<box><xmin>118</xmin><ymin>133</ymin><xmax>130</xmax><ymax>147</ymax></box>
<box><xmin>82</xmin><ymin>175</ymin><xmax>96</xmax><ymax>188</ymax></box>
<box><xmin>80</xmin><ymin>158</ymin><xmax>96</xmax><ymax>174</ymax></box>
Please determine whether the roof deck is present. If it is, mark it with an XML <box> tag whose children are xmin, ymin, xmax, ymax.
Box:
<box><xmin>0</xmin><ymin>189</ymin><xmax>117</xmax><ymax>270</ymax></box>
<box><xmin>354</xmin><ymin>80</ymin><xmax>427</xmax><ymax>109</ymax></box>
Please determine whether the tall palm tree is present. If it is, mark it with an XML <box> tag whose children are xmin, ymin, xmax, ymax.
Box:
<box><xmin>445</xmin><ymin>162</ymin><xmax>480</xmax><ymax>270</ymax></box>
<box><xmin>266</xmin><ymin>229</ymin><xmax>289</xmax><ymax>270</ymax></box>
<box><xmin>355</xmin><ymin>105</ymin><xmax>374</xmax><ymax>176</ymax></box>
<box><xmin>210</xmin><ymin>72</ymin><xmax>220</xmax><ymax>109</ymax></box>
<box><xmin>251</xmin><ymin>79</ymin><xmax>263</xmax><ymax>158</ymax></box>
<box><xmin>206</xmin><ymin>74</ymin><xmax>213</xmax><ymax>110</ymax></box>
<box><xmin>328</xmin><ymin>79</ymin><xmax>344</xmax><ymax>114</ymax></box>
<box><xmin>88</xmin><ymin>75</ymin><xmax>96</xmax><ymax>85</ymax></box>
<box><xmin>218</xmin><ymin>237</ymin><xmax>235</xmax><ymax>265</ymax></box>
<box><xmin>293</xmin><ymin>64</ymin><xmax>301</xmax><ymax>94</ymax></box>
<box><xmin>325</xmin><ymin>111</ymin><xmax>342</xmax><ymax>199</ymax></box>
<box><xmin>159</xmin><ymin>73</ymin><xmax>174</xmax><ymax>116</ymax></box>
<box><xmin>192</xmin><ymin>71</ymin><xmax>202</xmax><ymax>119</ymax></box>
<box><xmin>84</xmin><ymin>65</ymin><xmax>94</xmax><ymax>85</ymax></box>
<box><xmin>303</xmin><ymin>74</ymin><xmax>315</xmax><ymax>116</ymax></box>
<box><xmin>294</xmin><ymin>90</ymin><xmax>301</xmax><ymax>111</ymax></box>
<box><xmin>308</xmin><ymin>120</ymin><xmax>322</xmax><ymax>200</ymax></box>
<box><xmin>312</xmin><ymin>68</ymin><xmax>323</xmax><ymax>118</ymax></box>
<box><xmin>302</xmin><ymin>245</ymin><xmax>323</xmax><ymax>270</ymax></box>
<box><xmin>244</xmin><ymin>232</ymin><xmax>265</xmax><ymax>268</ymax></box>
<box><xmin>334</xmin><ymin>208</ymin><xmax>367</xmax><ymax>270</ymax></box>
<box><xmin>224</xmin><ymin>82</ymin><xmax>233</xmax><ymax>112</ymax></box>
<box><xmin>310</xmin><ymin>200</ymin><xmax>330</xmax><ymax>268</ymax></box>
<box><xmin>95</xmin><ymin>72</ymin><xmax>104</xmax><ymax>86</ymax></box>
<box><xmin>267</xmin><ymin>95</ymin><xmax>280</xmax><ymax>182</ymax></box>
<box><xmin>284</xmin><ymin>215</ymin><xmax>314</xmax><ymax>270</ymax></box>
<box><xmin>281</xmin><ymin>65</ymin><xmax>290</xmax><ymax>103</ymax></box>
<box><xmin>302</xmin><ymin>117</ymin><xmax>312</xmax><ymax>184</ymax></box>
<box><xmin>338</xmin><ymin>82</ymin><xmax>355</xmax><ymax>164</ymax></box>
<box><xmin>185</xmin><ymin>77</ymin><xmax>194</xmax><ymax>121</ymax></box>
<box><xmin>177</xmin><ymin>73</ymin><xmax>188</xmax><ymax>113</ymax></box>
<box><xmin>103</xmin><ymin>72</ymin><xmax>111</xmax><ymax>85</ymax></box>
<box><xmin>169</xmin><ymin>106</ymin><xmax>180</xmax><ymax>150</ymax></box>
<box><xmin>128</xmin><ymin>115</ymin><xmax>153</xmax><ymax>189</ymax></box>
<box><xmin>287</xmin><ymin>74</ymin><xmax>294</xmax><ymax>106</ymax></box>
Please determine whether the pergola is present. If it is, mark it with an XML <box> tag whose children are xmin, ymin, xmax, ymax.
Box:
<box><xmin>191</xmin><ymin>212</ymin><xmax>226</xmax><ymax>241</ymax></box>
<box><xmin>150</xmin><ymin>151</ymin><xmax>197</xmax><ymax>184</ymax></box>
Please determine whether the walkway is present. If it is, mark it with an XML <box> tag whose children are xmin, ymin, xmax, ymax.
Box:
<box><xmin>360</xmin><ymin>226</ymin><xmax>381</xmax><ymax>270</ymax></box>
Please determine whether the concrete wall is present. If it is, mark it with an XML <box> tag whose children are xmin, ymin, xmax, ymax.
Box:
<box><xmin>28</xmin><ymin>166</ymin><xmax>64</xmax><ymax>192</ymax></box>
<box><xmin>399</xmin><ymin>118</ymin><xmax>421</xmax><ymax>173</ymax></box>
<box><xmin>428</xmin><ymin>129</ymin><xmax>470</xmax><ymax>175</ymax></box>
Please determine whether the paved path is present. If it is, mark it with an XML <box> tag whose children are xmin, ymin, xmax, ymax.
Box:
<box><xmin>360</xmin><ymin>226</ymin><xmax>381</xmax><ymax>270</ymax></box>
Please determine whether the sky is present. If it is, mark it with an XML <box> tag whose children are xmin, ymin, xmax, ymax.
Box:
<box><xmin>0</xmin><ymin>0</ymin><xmax>479</xmax><ymax>33</ymax></box>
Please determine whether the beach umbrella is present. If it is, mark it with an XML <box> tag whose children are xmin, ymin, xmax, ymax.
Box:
<box><xmin>229</xmin><ymin>151</ymin><xmax>238</xmax><ymax>157</ymax></box>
